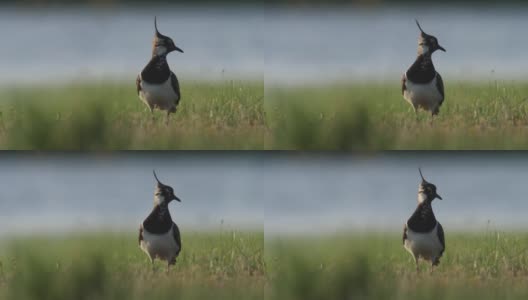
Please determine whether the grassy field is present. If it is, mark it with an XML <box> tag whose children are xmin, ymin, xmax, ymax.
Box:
<box><xmin>3</xmin><ymin>230</ymin><xmax>528</xmax><ymax>300</ymax></box>
<box><xmin>4</xmin><ymin>81</ymin><xmax>528</xmax><ymax>150</ymax></box>
<box><xmin>3</xmin><ymin>80</ymin><xmax>528</xmax><ymax>150</ymax></box>
<box><xmin>265</xmin><ymin>81</ymin><xmax>528</xmax><ymax>150</ymax></box>
<box><xmin>0</xmin><ymin>231</ymin><xmax>264</xmax><ymax>300</ymax></box>
<box><xmin>0</xmin><ymin>80</ymin><xmax>265</xmax><ymax>150</ymax></box>
<box><xmin>266</xmin><ymin>231</ymin><xmax>528</xmax><ymax>300</ymax></box>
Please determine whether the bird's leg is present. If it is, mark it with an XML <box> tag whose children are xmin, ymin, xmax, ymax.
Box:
<box><xmin>412</xmin><ymin>105</ymin><xmax>419</xmax><ymax>124</ymax></box>
<box><xmin>150</xmin><ymin>257</ymin><xmax>156</xmax><ymax>272</ymax></box>
<box><xmin>165</xmin><ymin>111</ymin><xmax>171</xmax><ymax>126</ymax></box>
<box><xmin>148</xmin><ymin>105</ymin><xmax>155</xmax><ymax>123</ymax></box>
<box><xmin>414</xmin><ymin>256</ymin><xmax>420</xmax><ymax>273</ymax></box>
<box><xmin>167</xmin><ymin>258</ymin><xmax>176</xmax><ymax>274</ymax></box>
<box><xmin>430</xmin><ymin>107</ymin><xmax>440</xmax><ymax>126</ymax></box>
<box><xmin>431</xmin><ymin>257</ymin><xmax>440</xmax><ymax>274</ymax></box>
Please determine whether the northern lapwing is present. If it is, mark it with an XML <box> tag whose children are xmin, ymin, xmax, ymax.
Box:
<box><xmin>139</xmin><ymin>170</ymin><xmax>182</xmax><ymax>268</ymax></box>
<box><xmin>402</xmin><ymin>20</ymin><xmax>446</xmax><ymax>118</ymax></box>
<box><xmin>136</xmin><ymin>17</ymin><xmax>183</xmax><ymax>123</ymax></box>
<box><xmin>403</xmin><ymin>168</ymin><xmax>445</xmax><ymax>272</ymax></box>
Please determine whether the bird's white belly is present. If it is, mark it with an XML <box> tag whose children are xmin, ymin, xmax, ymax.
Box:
<box><xmin>403</xmin><ymin>77</ymin><xmax>442</xmax><ymax>111</ymax></box>
<box><xmin>404</xmin><ymin>225</ymin><xmax>442</xmax><ymax>260</ymax></box>
<box><xmin>139</xmin><ymin>78</ymin><xmax>178</xmax><ymax>110</ymax></box>
<box><xmin>140</xmin><ymin>227</ymin><xmax>179</xmax><ymax>261</ymax></box>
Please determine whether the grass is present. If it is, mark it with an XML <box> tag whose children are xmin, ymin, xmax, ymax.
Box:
<box><xmin>4</xmin><ymin>229</ymin><xmax>528</xmax><ymax>300</ymax></box>
<box><xmin>0</xmin><ymin>80</ymin><xmax>265</xmax><ymax>150</ymax></box>
<box><xmin>3</xmin><ymin>79</ymin><xmax>528</xmax><ymax>150</ymax></box>
<box><xmin>4</xmin><ymin>81</ymin><xmax>528</xmax><ymax>151</ymax></box>
<box><xmin>266</xmin><ymin>231</ymin><xmax>528</xmax><ymax>300</ymax></box>
<box><xmin>0</xmin><ymin>230</ymin><xmax>264</xmax><ymax>300</ymax></box>
<box><xmin>265</xmin><ymin>81</ymin><xmax>528</xmax><ymax>150</ymax></box>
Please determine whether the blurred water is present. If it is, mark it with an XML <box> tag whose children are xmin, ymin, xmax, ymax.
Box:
<box><xmin>0</xmin><ymin>5</ymin><xmax>526</xmax><ymax>86</ymax></box>
<box><xmin>0</xmin><ymin>6</ymin><xmax>264</xmax><ymax>85</ymax></box>
<box><xmin>0</xmin><ymin>154</ymin><xmax>266</xmax><ymax>236</ymax></box>
<box><xmin>264</xmin><ymin>5</ymin><xmax>528</xmax><ymax>84</ymax></box>
<box><xmin>263</xmin><ymin>153</ymin><xmax>528</xmax><ymax>235</ymax></box>
<box><xmin>1</xmin><ymin>153</ymin><xmax>528</xmax><ymax>236</ymax></box>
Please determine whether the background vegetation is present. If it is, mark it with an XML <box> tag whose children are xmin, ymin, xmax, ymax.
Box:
<box><xmin>265</xmin><ymin>81</ymin><xmax>528</xmax><ymax>150</ymax></box>
<box><xmin>3</xmin><ymin>80</ymin><xmax>527</xmax><ymax>150</ymax></box>
<box><xmin>266</xmin><ymin>231</ymin><xmax>528</xmax><ymax>300</ymax></box>
<box><xmin>0</xmin><ymin>231</ymin><xmax>264</xmax><ymax>300</ymax></box>
<box><xmin>0</xmin><ymin>81</ymin><xmax>265</xmax><ymax>150</ymax></box>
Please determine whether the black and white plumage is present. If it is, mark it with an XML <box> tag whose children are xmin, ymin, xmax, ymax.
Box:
<box><xmin>402</xmin><ymin>20</ymin><xmax>446</xmax><ymax>116</ymax></box>
<box><xmin>136</xmin><ymin>17</ymin><xmax>183</xmax><ymax>121</ymax></box>
<box><xmin>139</xmin><ymin>170</ymin><xmax>182</xmax><ymax>267</ymax></box>
<box><xmin>403</xmin><ymin>168</ymin><xmax>445</xmax><ymax>271</ymax></box>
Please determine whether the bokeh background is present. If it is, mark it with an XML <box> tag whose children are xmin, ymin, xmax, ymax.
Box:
<box><xmin>2</xmin><ymin>152</ymin><xmax>528</xmax><ymax>299</ymax></box>
<box><xmin>0</xmin><ymin>152</ymin><xmax>526</xmax><ymax>236</ymax></box>
<box><xmin>0</xmin><ymin>1</ymin><xmax>266</xmax><ymax>150</ymax></box>
<box><xmin>264</xmin><ymin>1</ymin><xmax>528</xmax><ymax>85</ymax></box>
<box><xmin>1</xmin><ymin>0</ymin><xmax>525</xmax><ymax>85</ymax></box>
<box><xmin>0</xmin><ymin>2</ymin><xmax>263</xmax><ymax>85</ymax></box>
<box><xmin>0</xmin><ymin>153</ymin><xmax>264</xmax><ymax>236</ymax></box>
<box><xmin>261</xmin><ymin>0</ymin><xmax>528</xmax><ymax>150</ymax></box>
<box><xmin>264</xmin><ymin>152</ymin><xmax>528</xmax><ymax>235</ymax></box>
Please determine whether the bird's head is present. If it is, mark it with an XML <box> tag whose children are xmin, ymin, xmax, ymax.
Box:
<box><xmin>153</xmin><ymin>170</ymin><xmax>181</xmax><ymax>205</ymax></box>
<box><xmin>417</xmin><ymin>168</ymin><xmax>442</xmax><ymax>203</ymax></box>
<box><xmin>152</xmin><ymin>17</ymin><xmax>183</xmax><ymax>57</ymax></box>
<box><xmin>415</xmin><ymin>20</ymin><xmax>445</xmax><ymax>56</ymax></box>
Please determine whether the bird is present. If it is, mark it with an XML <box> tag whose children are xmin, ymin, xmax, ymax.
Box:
<box><xmin>403</xmin><ymin>168</ymin><xmax>445</xmax><ymax>272</ymax></box>
<box><xmin>139</xmin><ymin>170</ymin><xmax>182</xmax><ymax>269</ymax></box>
<box><xmin>402</xmin><ymin>20</ymin><xmax>446</xmax><ymax>118</ymax></box>
<box><xmin>136</xmin><ymin>17</ymin><xmax>183</xmax><ymax>123</ymax></box>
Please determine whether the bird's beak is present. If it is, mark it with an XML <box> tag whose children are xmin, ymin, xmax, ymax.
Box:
<box><xmin>437</xmin><ymin>45</ymin><xmax>446</xmax><ymax>52</ymax></box>
<box><xmin>435</xmin><ymin>193</ymin><xmax>443</xmax><ymax>200</ymax></box>
<box><xmin>171</xmin><ymin>45</ymin><xmax>184</xmax><ymax>53</ymax></box>
<box><xmin>173</xmin><ymin>195</ymin><xmax>182</xmax><ymax>202</ymax></box>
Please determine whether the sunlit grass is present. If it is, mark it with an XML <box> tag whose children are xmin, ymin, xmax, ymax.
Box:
<box><xmin>265</xmin><ymin>81</ymin><xmax>528</xmax><ymax>150</ymax></box>
<box><xmin>0</xmin><ymin>231</ymin><xmax>264</xmax><ymax>300</ymax></box>
<box><xmin>266</xmin><ymin>231</ymin><xmax>528</xmax><ymax>300</ymax></box>
<box><xmin>0</xmin><ymin>80</ymin><xmax>265</xmax><ymax>150</ymax></box>
<box><xmin>3</xmin><ymin>80</ymin><xmax>527</xmax><ymax>150</ymax></box>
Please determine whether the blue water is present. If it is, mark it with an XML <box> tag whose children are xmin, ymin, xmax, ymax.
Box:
<box><xmin>1</xmin><ymin>5</ymin><xmax>527</xmax><ymax>86</ymax></box>
<box><xmin>0</xmin><ymin>6</ymin><xmax>263</xmax><ymax>84</ymax></box>
<box><xmin>1</xmin><ymin>153</ymin><xmax>527</xmax><ymax>236</ymax></box>
<box><xmin>262</xmin><ymin>154</ymin><xmax>528</xmax><ymax>234</ymax></box>
<box><xmin>263</xmin><ymin>5</ymin><xmax>528</xmax><ymax>84</ymax></box>
<box><xmin>0</xmin><ymin>154</ymin><xmax>265</xmax><ymax>236</ymax></box>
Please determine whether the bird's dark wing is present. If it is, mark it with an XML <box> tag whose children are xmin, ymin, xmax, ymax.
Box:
<box><xmin>436</xmin><ymin>72</ymin><xmax>445</xmax><ymax>106</ymax></box>
<box><xmin>172</xmin><ymin>222</ymin><xmax>182</xmax><ymax>256</ymax></box>
<box><xmin>402</xmin><ymin>223</ymin><xmax>408</xmax><ymax>245</ymax></box>
<box><xmin>170</xmin><ymin>72</ymin><xmax>181</xmax><ymax>104</ymax></box>
<box><xmin>136</xmin><ymin>74</ymin><xmax>142</xmax><ymax>96</ymax></box>
<box><xmin>138</xmin><ymin>224</ymin><xmax>144</xmax><ymax>246</ymax></box>
<box><xmin>437</xmin><ymin>222</ymin><xmax>445</xmax><ymax>256</ymax></box>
